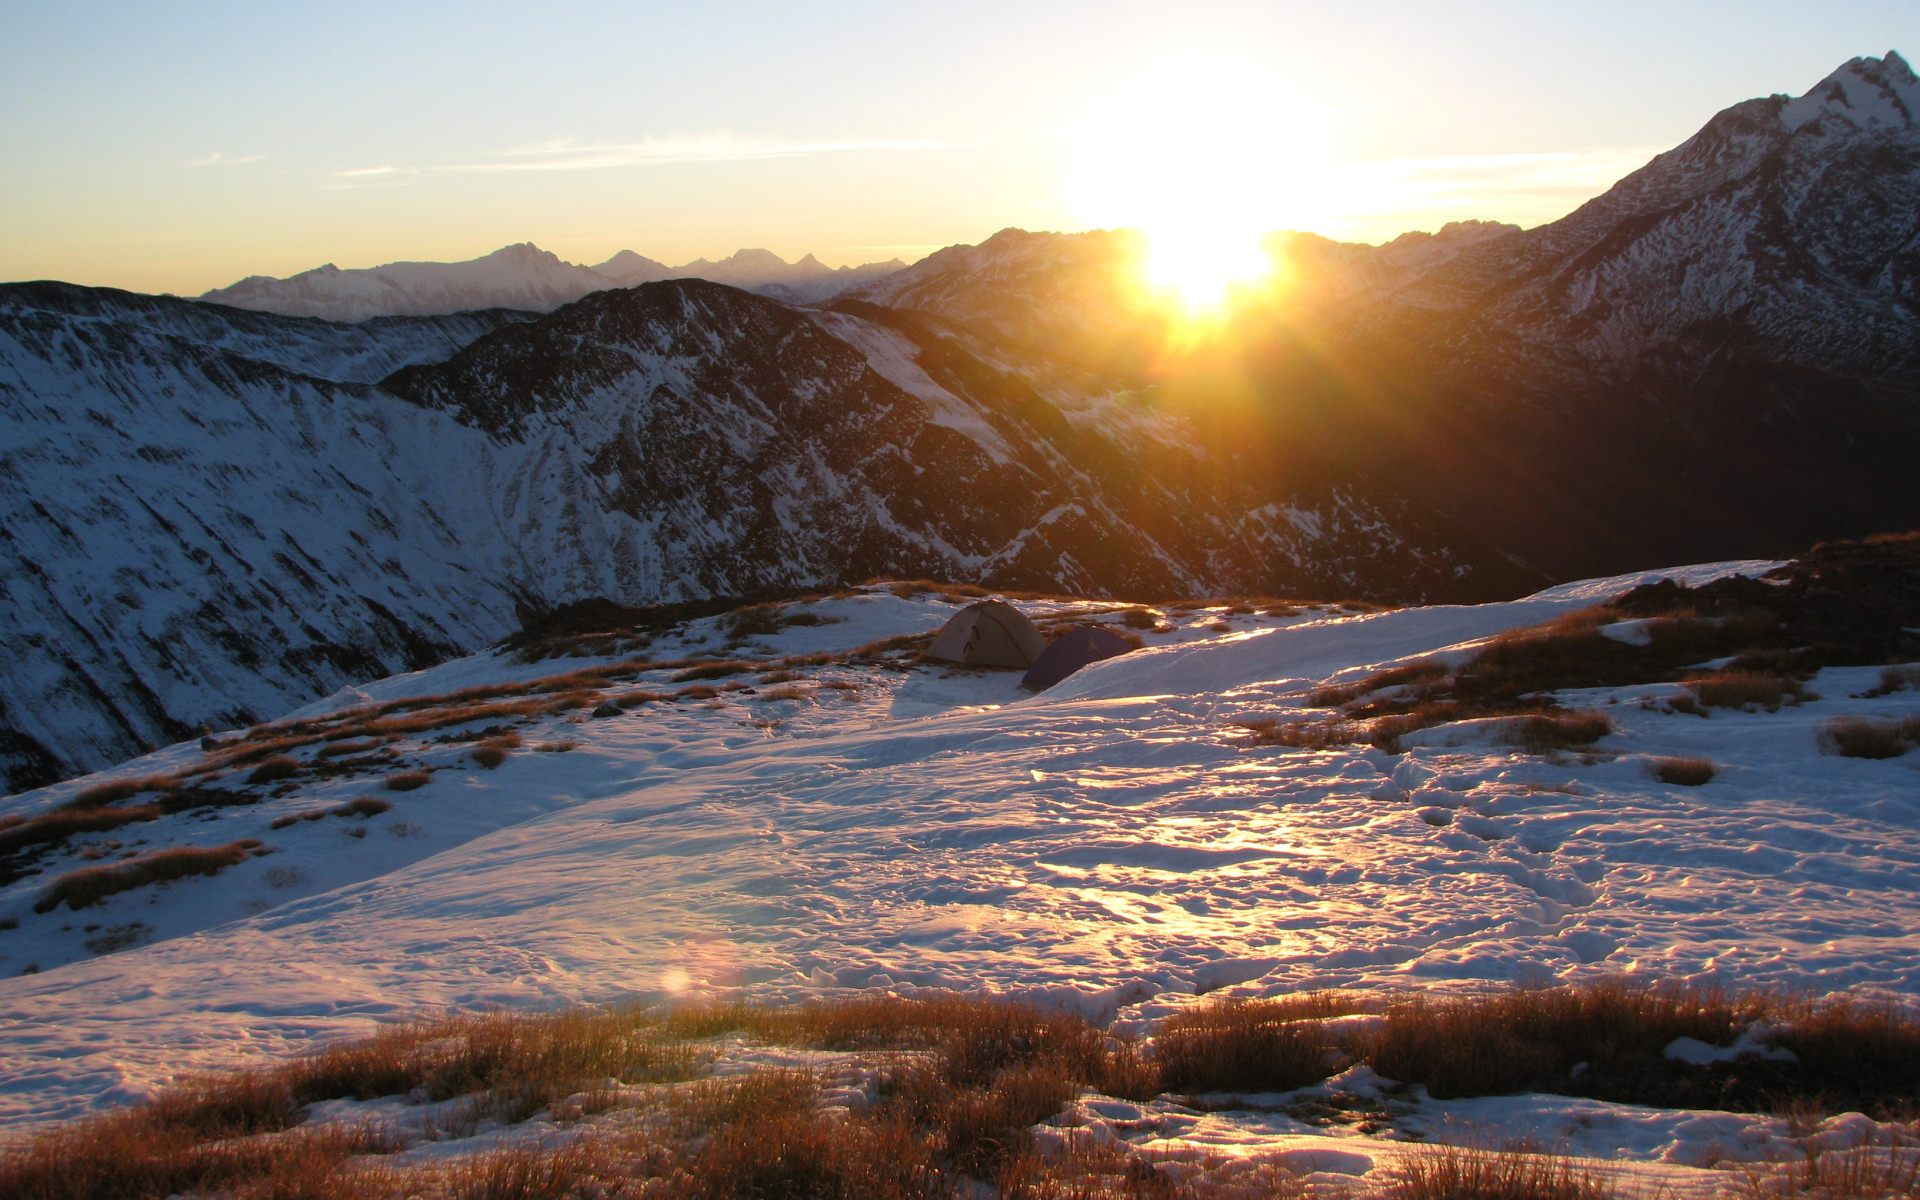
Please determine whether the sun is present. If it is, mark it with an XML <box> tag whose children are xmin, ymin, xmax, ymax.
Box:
<box><xmin>1062</xmin><ymin>63</ymin><xmax>1341</xmax><ymax>308</ymax></box>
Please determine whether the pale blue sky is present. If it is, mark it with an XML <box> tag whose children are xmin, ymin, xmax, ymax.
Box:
<box><xmin>3</xmin><ymin>1</ymin><xmax>1916</xmax><ymax>294</ymax></box>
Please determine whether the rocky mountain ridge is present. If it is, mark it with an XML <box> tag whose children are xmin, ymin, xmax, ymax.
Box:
<box><xmin>0</xmin><ymin>275</ymin><xmax>1510</xmax><ymax>793</ymax></box>
<box><xmin>850</xmin><ymin>51</ymin><xmax>1920</xmax><ymax>581</ymax></box>
<box><xmin>199</xmin><ymin>244</ymin><xmax>907</xmax><ymax>322</ymax></box>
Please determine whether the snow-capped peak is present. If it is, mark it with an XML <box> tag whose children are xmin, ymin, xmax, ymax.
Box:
<box><xmin>1781</xmin><ymin>49</ymin><xmax>1919</xmax><ymax>133</ymax></box>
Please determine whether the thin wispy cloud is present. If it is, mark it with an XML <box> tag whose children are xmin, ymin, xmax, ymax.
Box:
<box><xmin>462</xmin><ymin>134</ymin><xmax>959</xmax><ymax>171</ymax></box>
<box><xmin>188</xmin><ymin>151</ymin><xmax>266</xmax><ymax>167</ymax></box>
<box><xmin>325</xmin><ymin>134</ymin><xmax>961</xmax><ymax>184</ymax></box>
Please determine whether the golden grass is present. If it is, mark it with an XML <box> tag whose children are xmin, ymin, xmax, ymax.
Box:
<box><xmin>1738</xmin><ymin>1131</ymin><xmax>1920</xmax><ymax>1200</ymax></box>
<box><xmin>66</xmin><ymin>775</ymin><xmax>180</xmax><ymax>809</ymax></box>
<box><xmin>34</xmin><ymin>840</ymin><xmax>264</xmax><ymax>912</ymax></box>
<box><xmin>1156</xmin><ymin>993</ymin><xmax>1373</xmax><ymax>1094</ymax></box>
<box><xmin>14</xmin><ymin>985</ymin><xmax>1920</xmax><ymax>1200</ymax></box>
<box><xmin>1821</xmin><ymin>715</ymin><xmax>1920</xmax><ymax>759</ymax></box>
<box><xmin>1649</xmin><ymin>756</ymin><xmax>1717</xmax><ymax>785</ymax></box>
<box><xmin>1687</xmin><ymin>670</ymin><xmax>1813</xmax><ymax>711</ymax></box>
<box><xmin>756</xmin><ymin>684</ymin><xmax>812</xmax><ymax>702</ymax></box>
<box><xmin>1388</xmin><ymin>1145</ymin><xmax>1617</xmax><ymax>1200</ymax></box>
<box><xmin>244</xmin><ymin>756</ymin><xmax>301</xmax><ymax>785</ymax></box>
<box><xmin>0</xmin><ymin>805</ymin><xmax>161</xmax><ymax>856</ymax></box>
<box><xmin>470</xmin><ymin>734</ymin><xmax>521</xmax><ymax>769</ymax></box>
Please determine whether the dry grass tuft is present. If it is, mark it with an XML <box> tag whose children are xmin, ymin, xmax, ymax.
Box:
<box><xmin>1310</xmin><ymin>660</ymin><xmax>1450</xmax><ymax>709</ymax></box>
<box><xmin>1156</xmin><ymin>993</ymin><xmax>1371</xmax><ymax>1093</ymax></box>
<box><xmin>0</xmin><ymin>805</ymin><xmax>161</xmax><ymax>856</ymax></box>
<box><xmin>1649</xmin><ymin>756</ymin><xmax>1717</xmax><ymax>785</ymax></box>
<box><xmin>1499</xmin><ymin>711</ymin><xmax>1612</xmax><ymax>752</ymax></box>
<box><xmin>245</xmin><ymin>756</ymin><xmax>301</xmax><ymax>785</ymax></box>
<box><xmin>1237</xmin><ymin>716</ymin><xmax>1367</xmax><ymax>751</ymax></box>
<box><xmin>1388</xmin><ymin>1145</ymin><xmax>1617</xmax><ymax>1200</ymax></box>
<box><xmin>1820</xmin><ymin>715</ymin><xmax>1920</xmax><ymax>759</ymax></box>
<box><xmin>383</xmin><ymin>771</ymin><xmax>432</xmax><ymax>792</ymax></box>
<box><xmin>756</xmin><ymin>684</ymin><xmax>812</xmax><ymax>702</ymax></box>
<box><xmin>1738</xmin><ymin>1130</ymin><xmax>1920</xmax><ymax>1200</ymax></box>
<box><xmin>470</xmin><ymin>734</ymin><xmax>520</xmax><ymax>769</ymax></box>
<box><xmin>35</xmin><ymin>840</ymin><xmax>264</xmax><ymax>912</ymax></box>
<box><xmin>1368</xmin><ymin>978</ymin><xmax>1920</xmax><ymax>1113</ymax></box>
<box><xmin>334</xmin><ymin>797</ymin><xmax>392</xmax><ymax>819</ymax></box>
<box><xmin>1861</xmin><ymin>664</ymin><xmax>1920</xmax><ymax>698</ymax></box>
<box><xmin>1687</xmin><ymin>670</ymin><xmax>1813</xmax><ymax>711</ymax></box>
<box><xmin>0</xmin><ymin>1114</ymin><xmax>396</xmax><ymax>1200</ymax></box>
<box><xmin>669</xmin><ymin>661</ymin><xmax>757</xmax><ymax>683</ymax></box>
<box><xmin>66</xmin><ymin>775</ymin><xmax>178</xmax><ymax>809</ymax></box>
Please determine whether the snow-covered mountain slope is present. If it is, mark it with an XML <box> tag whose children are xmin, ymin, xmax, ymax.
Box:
<box><xmin>199</xmin><ymin>243</ymin><xmax>618</xmax><ymax>323</ymax></box>
<box><xmin>1296</xmin><ymin>52</ymin><xmax>1920</xmax><ymax>581</ymax></box>
<box><xmin>200</xmin><ymin>243</ymin><xmax>908</xmax><ymax>321</ymax></box>
<box><xmin>1366</xmin><ymin>50</ymin><xmax>1920</xmax><ymax>378</ymax></box>
<box><xmin>2</xmin><ymin>561</ymin><xmax>1915</xmax><ymax>1132</ymax></box>
<box><xmin>0</xmin><ymin>277</ymin><xmax>1519</xmax><ymax>793</ymax></box>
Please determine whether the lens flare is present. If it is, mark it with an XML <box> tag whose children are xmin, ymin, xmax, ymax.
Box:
<box><xmin>1062</xmin><ymin>62</ymin><xmax>1341</xmax><ymax>308</ymax></box>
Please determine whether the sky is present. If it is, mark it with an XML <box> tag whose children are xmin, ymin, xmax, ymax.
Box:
<box><xmin>2</xmin><ymin>0</ymin><xmax>1917</xmax><ymax>296</ymax></box>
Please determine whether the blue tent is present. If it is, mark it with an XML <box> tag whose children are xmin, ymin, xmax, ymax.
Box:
<box><xmin>1020</xmin><ymin>625</ymin><xmax>1134</xmax><ymax>692</ymax></box>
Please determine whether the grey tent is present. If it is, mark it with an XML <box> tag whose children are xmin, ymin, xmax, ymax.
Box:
<box><xmin>1020</xmin><ymin>625</ymin><xmax>1134</xmax><ymax>691</ymax></box>
<box><xmin>922</xmin><ymin>600</ymin><xmax>1046</xmax><ymax>668</ymax></box>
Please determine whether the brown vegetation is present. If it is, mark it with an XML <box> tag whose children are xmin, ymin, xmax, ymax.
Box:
<box><xmin>67</xmin><ymin>775</ymin><xmax>178</xmax><ymax>808</ymax></box>
<box><xmin>1686</xmin><ymin>670</ymin><xmax>1813</xmax><ymax>711</ymax></box>
<box><xmin>1499</xmin><ymin>711</ymin><xmax>1614</xmax><ymax>752</ymax></box>
<box><xmin>1388</xmin><ymin>1145</ymin><xmax>1617</xmax><ymax>1200</ymax></box>
<box><xmin>334</xmin><ymin>797</ymin><xmax>392</xmax><ymax>819</ymax></box>
<box><xmin>1820</xmin><ymin>715</ymin><xmax>1920</xmax><ymax>759</ymax></box>
<box><xmin>1156</xmin><ymin>993</ymin><xmax>1371</xmax><ymax>1093</ymax></box>
<box><xmin>34</xmin><ymin>840</ymin><xmax>264</xmax><ymax>912</ymax></box>
<box><xmin>1649</xmin><ymin>756</ymin><xmax>1717</xmax><ymax>786</ymax></box>
<box><xmin>244</xmin><ymin>756</ymin><xmax>301</xmax><ymax>785</ymax></box>
<box><xmin>1860</xmin><ymin>664</ymin><xmax>1920</xmax><ymax>698</ymax></box>
<box><xmin>1367</xmin><ymin>979</ymin><xmax>1920</xmax><ymax>1114</ymax></box>
<box><xmin>1240</xmin><ymin>706</ymin><xmax>1610</xmax><ymax>755</ymax></box>
<box><xmin>1298</xmin><ymin>536</ymin><xmax>1920</xmax><ymax>748</ymax></box>
<box><xmin>382</xmin><ymin>771</ymin><xmax>432</xmax><ymax>792</ymax></box>
<box><xmin>13</xmin><ymin>983</ymin><xmax>1920</xmax><ymax>1200</ymax></box>
<box><xmin>1738</xmin><ymin>1130</ymin><xmax>1920</xmax><ymax>1200</ymax></box>
<box><xmin>670</xmin><ymin>660</ymin><xmax>756</xmax><ymax>682</ymax></box>
<box><xmin>1310</xmin><ymin>661</ymin><xmax>1450</xmax><ymax>709</ymax></box>
<box><xmin>0</xmin><ymin>804</ymin><xmax>161</xmax><ymax>857</ymax></box>
<box><xmin>469</xmin><ymin>734</ymin><xmax>520</xmax><ymax>769</ymax></box>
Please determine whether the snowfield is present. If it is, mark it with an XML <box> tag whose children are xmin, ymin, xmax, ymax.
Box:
<box><xmin>2</xmin><ymin>561</ymin><xmax>1918</xmax><ymax>1190</ymax></box>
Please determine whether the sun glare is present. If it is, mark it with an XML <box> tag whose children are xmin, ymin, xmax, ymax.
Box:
<box><xmin>1064</xmin><ymin>63</ymin><xmax>1341</xmax><ymax>309</ymax></box>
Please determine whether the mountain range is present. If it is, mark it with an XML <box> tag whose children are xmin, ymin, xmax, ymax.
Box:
<box><xmin>199</xmin><ymin>244</ymin><xmax>907</xmax><ymax>322</ymax></box>
<box><xmin>3</xmin><ymin>50</ymin><xmax>1918</xmax><ymax>793</ymax></box>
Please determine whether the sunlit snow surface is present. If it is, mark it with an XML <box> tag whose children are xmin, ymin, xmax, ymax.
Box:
<box><xmin>4</xmin><ymin>560</ymin><xmax>1919</xmax><ymax>1169</ymax></box>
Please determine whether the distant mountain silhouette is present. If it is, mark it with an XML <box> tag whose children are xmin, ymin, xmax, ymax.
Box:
<box><xmin>199</xmin><ymin>244</ymin><xmax>906</xmax><ymax>321</ymax></box>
